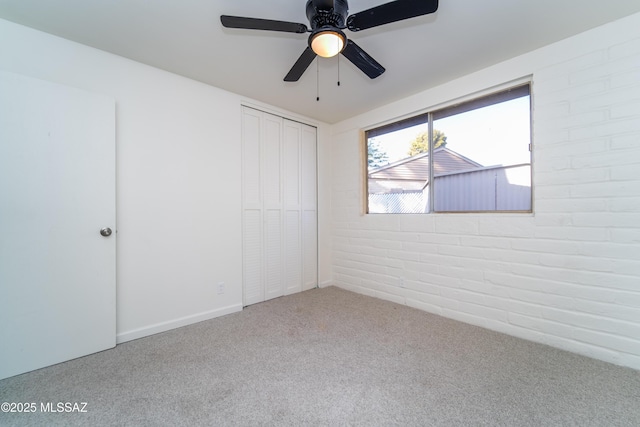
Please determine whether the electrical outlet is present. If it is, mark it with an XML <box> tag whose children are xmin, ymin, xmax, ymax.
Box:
<box><xmin>399</xmin><ymin>277</ymin><xmax>405</xmax><ymax>288</ymax></box>
<box><xmin>217</xmin><ymin>281</ymin><xmax>225</xmax><ymax>295</ymax></box>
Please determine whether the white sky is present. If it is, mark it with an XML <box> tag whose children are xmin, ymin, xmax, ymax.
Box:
<box><xmin>370</xmin><ymin>96</ymin><xmax>531</xmax><ymax>167</ymax></box>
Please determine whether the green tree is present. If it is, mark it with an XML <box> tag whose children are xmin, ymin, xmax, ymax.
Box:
<box><xmin>368</xmin><ymin>139</ymin><xmax>389</xmax><ymax>168</ymax></box>
<box><xmin>407</xmin><ymin>129</ymin><xmax>447</xmax><ymax>156</ymax></box>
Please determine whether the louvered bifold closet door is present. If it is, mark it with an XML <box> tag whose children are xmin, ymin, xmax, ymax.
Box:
<box><xmin>301</xmin><ymin>124</ymin><xmax>318</xmax><ymax>291</ymax></box>
<box><xmin>283</xmin><ymin>120</ymin><xmax>302</xmax><ymax>295</ymax></box>
<box><xmin>242</xmin><ymin>107</ymin><xmax>317</xmax><ymax>306</ymax></box>
<box><xmin>241</xmin><ymin>108</ymin><xmax>265</xmax><ymax>306</ymax></box>
<box><xmin>263</xmin><ymin>114</ymin><xmax>284</xmax><ymax>301</ymax></box>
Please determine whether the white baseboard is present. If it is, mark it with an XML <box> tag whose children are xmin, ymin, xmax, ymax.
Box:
<box><xmin>318</xmin><ymin>280</ymin><xmax>334</xmax><ymax>288</ymax></box>
<box><xmin>116</xmin><ymin>304</ymin><xmax>243</xmax><ymax>344</ymax></box>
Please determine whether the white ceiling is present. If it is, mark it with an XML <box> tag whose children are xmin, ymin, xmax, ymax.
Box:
<box><xmin>1</xmin><ymin>0</ymin><xmax>639</xmax><ymax>123</ymax></box>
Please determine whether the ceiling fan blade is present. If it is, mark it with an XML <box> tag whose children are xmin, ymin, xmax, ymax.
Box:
<box><xmin>221</xmin><ymin>15</ymin><xmax>308</xmax><ymax>33</ymax></box>
<box><xmin>341</xmin><ymin>40</ymin><xmax>385</xmax><ymax>79</ymax></box>
<box><xmin>284</xmin><ymin>47</ymin><xmax>317</xmax><ymax>82</ymax></box>
<box><xmin>346</xmin><ymin>0</ymin><xmax>438</xmax><ymax>32</ymax></box>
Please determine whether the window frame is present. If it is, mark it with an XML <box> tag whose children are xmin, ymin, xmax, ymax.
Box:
<box><xmin>364</xmin><ymin>82</ymin><xmax>533</xmax><ymax>214</ymax></box>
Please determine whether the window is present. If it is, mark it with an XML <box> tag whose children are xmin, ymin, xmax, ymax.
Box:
<box><xmin>366</xmin><ymin>84</ymin><xmax>531</xmax><ymax>213</ymax></box>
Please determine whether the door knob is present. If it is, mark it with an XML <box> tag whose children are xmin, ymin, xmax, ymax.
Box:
<box><xmin>100</xmin><ymin>227</ymin><xmax>113</xmax><ymax>237</ymax></box>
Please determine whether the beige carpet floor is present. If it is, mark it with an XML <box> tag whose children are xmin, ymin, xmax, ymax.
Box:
<box><xmin>1</xmin><ymin>286</ymin><xmax>639</xmax><ymax>426</ymax></box>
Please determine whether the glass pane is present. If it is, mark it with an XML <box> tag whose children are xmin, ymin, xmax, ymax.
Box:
<box><xmin>432</xmin><ymin>95</ymin><xmax>531</xmax><ymax>212</ymax></box>
<box><xmin>367</xmin><ymin>122</ymin><xmax>429</xmax><ymax>214</ymax></box>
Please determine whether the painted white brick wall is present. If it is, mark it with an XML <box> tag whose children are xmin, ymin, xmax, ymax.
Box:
<box><xmin>329</xmin><ymin>13</ymin><xmax>640</xmax><ymax>370</ymax></box>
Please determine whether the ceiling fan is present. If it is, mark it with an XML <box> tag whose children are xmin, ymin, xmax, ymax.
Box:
<box><xmin>221</xmin><ymin>0</ymin><xmax>439</xmax><ymax>82</ymax></box>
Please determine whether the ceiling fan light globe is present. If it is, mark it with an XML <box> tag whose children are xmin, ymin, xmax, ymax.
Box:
<box><xmin>310</xmin><ymin>31</ymin><xmax>345</xmax><ymax>58</ymax></box>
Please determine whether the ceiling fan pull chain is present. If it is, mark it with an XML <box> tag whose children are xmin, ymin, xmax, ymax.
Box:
<box><xmin>316</xmin><ymin>58</ymin><xmax>320</xmax><ymax>101</ymax></box>
<box><xmin>337</xmin><ymin>55</ymin><xmax>341</xmax><ymax>87</ymax></box>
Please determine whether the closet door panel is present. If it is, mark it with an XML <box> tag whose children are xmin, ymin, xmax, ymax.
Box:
<box><xmin>301</xmin><ymin>125</ymin><xmax>317</xmax><ymax>211</ymax></box>
<box><xmin>242</xmin><ymin>108</ymin><xmax>262</xmax><ymax>210</ymax></box>
<box><xmin>302</xmin><ymin>210</ymin><xmax>318</xmax><ymax>291</ymax></box>
<box><xmin>264</xmin><ymin>209</ymin><xmax>283</xmax><ymax>300</ymax></box>
<box><xmin>301</xmin><ymin>124</ymin><xmax>318</xmax><ymax>290</ymax></box>
<box><xmin>243</xmin><ymin>210</ymin><xmax>263</xmax><ymax>305</ymax></box>
<box><xmin>284</xmin><ymin>210</ymin><xmax>302</xmax><ymax>295</ymax></box>
<box><xmin>263</xmin><ymin>114</ymin><xmax>282</xmax><ymax>208</ymax></box>
<box><xmin>283</xmin><ymin>122</ymin><xmax>301</xmax><ymax>208</ymax></box>
<box><xmin>242</xmin><ymin>107</ymin><xmax>264</xmax><ymax>306</ymax></box>
<box><xmin>263</xmin><ymin>113</ymin><xmax>283</xmax><ymax>300</ymax></box>
<box><xmin>283</xmin><ymin>120</ymin><xmax>302</xmax><ymax>295</ymax></box>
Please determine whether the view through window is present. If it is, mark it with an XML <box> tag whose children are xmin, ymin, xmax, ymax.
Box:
<box><xmin>366</xmin><ymin>85</ymin><xmax>532</xmax><ymax>213</ymax></box>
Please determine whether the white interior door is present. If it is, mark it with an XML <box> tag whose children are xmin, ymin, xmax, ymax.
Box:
<box><xmin>0</xmin><ymin>71</ymin><xmax>116</xmax><ymax>380</ymax></box>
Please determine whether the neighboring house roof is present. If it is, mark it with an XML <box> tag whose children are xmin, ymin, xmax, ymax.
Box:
<box><xmin>368</xmin><ymin>147</ymin><xmax>482</xmax><ymax>194</ymax></box>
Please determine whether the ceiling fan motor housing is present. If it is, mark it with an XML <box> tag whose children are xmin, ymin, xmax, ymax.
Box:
<box><xmin>306</xmin><ymin>0</ymin><xmax>349</xmax><ymax>30</ymax></box>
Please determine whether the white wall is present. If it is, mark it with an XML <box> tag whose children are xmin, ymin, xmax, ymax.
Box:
<box><xmin>0</xmin><ymin>18</ymin><xmax>331</xmax><ymax>343</ymax></box>
<box><xmin>330</xmin><ymin>13</ymin><xmax>640</xmax><ymax>370</ymax></box>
